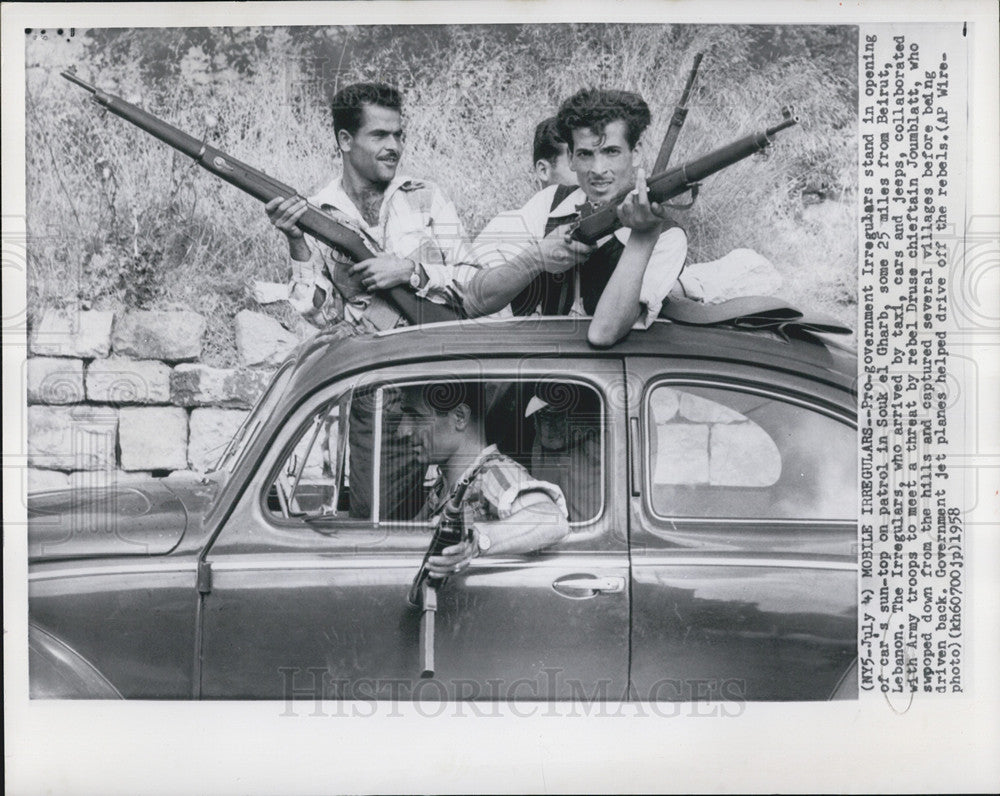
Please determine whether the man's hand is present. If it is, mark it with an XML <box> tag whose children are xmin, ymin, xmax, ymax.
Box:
<box><xmin>426</xmin><ymin>529</ymin><xmax>479</xmax><ymax>577</ymax></box>
<box><xmin>616</xmin><ymin>169</ymin><xmax>670</xmax><ymax>235</ymax></box>
<box><xmin>538</xmin><ymin>224</ymin><xmax>595</xmax><ymax>273</ymax></box>
<box><xmin>350</xmin><ymin>255</ymin><xmax>415</xmax><ymax>291</ymax></box>
<box><xmin>266</xmin><ymin>196</ymin><xmax>311</xmax><ymax>261</ymax></box>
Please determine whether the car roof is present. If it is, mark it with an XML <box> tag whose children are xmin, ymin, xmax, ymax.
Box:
<box><xmin>280</xmin><ymin>317</ymin><xmax>858</xmax><ymax>403</ymax></box>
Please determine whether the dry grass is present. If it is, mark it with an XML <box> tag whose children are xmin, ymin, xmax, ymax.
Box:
<box><xmin>26</xmin><ymin>24</ymin><xmax>857</xmax><ymax>364</ymax></box>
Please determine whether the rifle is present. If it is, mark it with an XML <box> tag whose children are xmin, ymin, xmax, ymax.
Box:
<box><xmin>651</xmin><ymin>52</ymin><xmax>704</xmax><ymax>174</ymax></box>
<box><xmin>407</xmin><ymin>471</ymin><xmax>475</xmax><ymax>678</ymax></box>
<box><xmin>61</xmin><ymin>70</ymin><xmax>463</xmax><ymax>326</ymax></box>
<box><xmin>570</xmin><ymin>106</ymin><xmax>799</xmax><ymax>246</ymax></box>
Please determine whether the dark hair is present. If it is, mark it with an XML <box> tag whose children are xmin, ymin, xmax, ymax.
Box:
<box><xmin>422</xmin><ymin>381</ymin><xmax>484</xmax><ymax>422</ymax></box>
<box><xmin>330</xmin><ymin>82</ymin><xmax>402</xmax><ymax>138</ymax></box>
<box><xmin>533</xmin><ymin>116</ymin><xmax>567</xmax><ymax>165</ymax></box>
<box><xmin>556</xmin><ymin>88</ymin><xmax>651</xmax><ymax>151</ymax></box>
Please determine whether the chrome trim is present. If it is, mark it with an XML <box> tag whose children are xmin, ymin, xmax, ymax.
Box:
<box><xmin>372</xmin><ymin>387</ymin><xmax>384</xmax><ymax>524</ymax></box>
<box><xmin>29</xmin><ymin>561</ymin><xmax>198</xmax><ymax>582</ymax></box>
<box><xmin>632</xmin><ymin>555</ymin><xmax>856</xmax><ymax>571</ymax></box>
<box><xmin>209</xmin><ymin>553</ymin><xmax>623</xmax><ymax>572</ymax></box>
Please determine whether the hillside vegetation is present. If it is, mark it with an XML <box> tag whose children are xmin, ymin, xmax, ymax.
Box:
<box><xmin>26</xmin><ymin>25</ymin><xmax>858</xmax><ymax>364</ymax></box>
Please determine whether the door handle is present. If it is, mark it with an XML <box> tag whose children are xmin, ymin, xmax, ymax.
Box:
<box><xmin>552</xmin><ymin>574</ymin><xmax>626</xmax><ymax>598</ymax></box>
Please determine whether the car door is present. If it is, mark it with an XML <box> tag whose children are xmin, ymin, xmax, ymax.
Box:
<box><xmin>197</xmin><ymin>358</ymin><xmax>630</xmax><ymax>700</ymax></box>
<box><xmin>626</xmin><ymin>356</ymin><xmax>857</xmax><ymax>701</ymax></box>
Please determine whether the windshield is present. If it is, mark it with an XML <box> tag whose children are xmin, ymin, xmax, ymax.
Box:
<box><xmin>212</xmin><ymin>360</ymin><xmax>295</xmax><ymax>475</ymax></box>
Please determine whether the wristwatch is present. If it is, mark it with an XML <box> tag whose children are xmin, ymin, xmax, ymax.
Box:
<box><xmin>475</xmin><ymin>527</ymin><xmax>492</xmax><ymax>556</ymax></box>
<box><xmin>408</xmin><ymin>259</ymin><xmax>422</xmax><ymax>290</ymax></box>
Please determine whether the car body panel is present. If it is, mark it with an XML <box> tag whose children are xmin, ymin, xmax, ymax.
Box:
<box><xmin>625</xmin><ymin>355</ymin><xmax>857</xmax><ymax>700</ymax></box>
<box><xmin>28</xmin><ymin>481</ymin><xmax>187</xmax><ymax>560</ymax></box>
<box><xmin>28</xmin><ymin>623</ymin><xmax>123</xmax><ymax>699</ymax></box>
<box><xmin>30</xmin><ymin>559</ymin><xmax>200</xmax><ymax>698</ymax></box>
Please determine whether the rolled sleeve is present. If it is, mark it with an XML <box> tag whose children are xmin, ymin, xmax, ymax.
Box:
<box><xmin>636</xmin><ymin>226</ymin><xmax>688</xmax><ymax>328</ymax></box>
<box><xmin>287</xmin><ymin>247</ymin><xmax>339</xmax><ymax>327</ymax></box>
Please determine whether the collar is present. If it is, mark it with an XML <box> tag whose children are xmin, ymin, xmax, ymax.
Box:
<box><xmin>454</xmin><ymin>444</ymin><xmax>501</xmax><ymax>486</ymax></box>
<box><xmin>309</xmin><ymin>173</ymin><xmax>426</xmax><ymax>222</ymax></box>
<box><xmin>548</xmin><ymin>186</ymin><xmax>630</xmax><ymax>245</ymax></box>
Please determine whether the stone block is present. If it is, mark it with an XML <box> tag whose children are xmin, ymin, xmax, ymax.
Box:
<box><xmin>710</xmin><ymin>422</ymin><xmax>781</xmax><ymax>487</ymax></box>
<box><xmin>235</xmin><ymin>310</ymin><xmax>299</xmax><ymax>367</ymax></box>
<box><xmin>112</xmin><ymin>311</ymin><xmax>205</xmax><ymax>362</ymax></box>
<box><xmin>119</xmin><ymin>407</ymin><xmax>188</xmax><ymax>471</ymax></box>
<box><xmin>649</xmin><ymin>387</ymin><xmax>679</xmax><ymax>423</ymax></box>
<box><xmin>27</xmin><ymin>358</ymin><xmax>85</xmax><ymax>404</ymax></box>
<box><xmin>679</xmin><ymin>391</ymin><xmax>744</xmax><ymax>423</ymax></box>
<box><xmin>171</xmin><ymin>364</ymin><xmax>272</xmax><ymax>408</ymax></box>
<box><xmin>652</xmin><ymin>423</ymin><xmax>709</xmax><ymax>485</ymax></box>
<box><xmin>29</xmin><ymin>309</ymin><xmax>114</xmax><ymax>358</ymax></box>
<box><xmin>188</xmin><ymin>408</ymin><xmax>249</xmax><ymax>471</ymax></box>
<box><xmin>28</xmin><ymin>468</ymin><xmax>71</xmax><ymax>493</ymax></box>
<box><xmin>86</xmin><ymin>357</ymin><xmax>172</xmax><ymax>404</ymax></box>
<box><xmin>28</xmin><ymin>406</ymin><xmax>118</xmax><ymax>471</ymax></box>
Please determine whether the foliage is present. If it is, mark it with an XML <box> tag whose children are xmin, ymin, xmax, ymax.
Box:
<box><xmin>25</xmin><ymin>24</ymin><xmax>858</xmax><ymax>364</ymax></box>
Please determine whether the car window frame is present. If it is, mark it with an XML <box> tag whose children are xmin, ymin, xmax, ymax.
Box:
<box><xmin>641</xmin><ymin>376</ymin><xmax>857</xmax><ymax>527</ymax></box>
<box><xmin>368</xmin><ymin>375</ymin><xmax>609</xmax><ymax>531</ymax></box>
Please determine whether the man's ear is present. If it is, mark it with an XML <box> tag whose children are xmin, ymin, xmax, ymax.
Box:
<box><xmin>337</xmin><ymin>128</ymin><xmax>353</xmax><ymax>153</ymax></box>
<box><xmin>451</xmin><ymin>403</ymin><xmax>471</xmax><ymax>431</ymax></box>
<box><xmin>534</xmin><ymin>159</ymin><xmax>552</xmax><ymax>184</ymax></box>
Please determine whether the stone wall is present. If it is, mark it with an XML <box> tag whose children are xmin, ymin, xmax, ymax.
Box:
<box><xmin>26</xmin><ymin>307</ymin><xmax>305</xmax><ymax>492</ymax></box>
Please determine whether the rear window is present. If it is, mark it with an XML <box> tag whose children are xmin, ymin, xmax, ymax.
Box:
<box><xmin>646</xmin><ymin>384</ymin><xmax>855</xmax><ymax>521</ymax></box>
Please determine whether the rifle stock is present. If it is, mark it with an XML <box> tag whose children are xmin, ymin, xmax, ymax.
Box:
<box><xmin>61</xmin><ymin>70</ymin><xmax>462</xmax><ymax>325</ymax></box>
<box><xmin>571</xmin><ymin>112</ymin><xmax>799</xmax><ymax>245</ymax></box>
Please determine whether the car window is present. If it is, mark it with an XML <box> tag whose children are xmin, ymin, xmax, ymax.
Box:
<box><xmin>265</xmin><ymin>390</ymin><xmax>352</xmax><ymax>520</ymax></box>
<box><xmin>646</xmin><ymin>384</ymin><xmax>854</xmax><ymax>521</ymax></box>
<box><xmin>375</xmin><ymin>378</ymin><xmax>605</xmax><ymax>525</ymax></box>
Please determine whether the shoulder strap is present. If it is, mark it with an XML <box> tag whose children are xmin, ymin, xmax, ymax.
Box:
<box><xmin>543</xmin><ymin>184</ymin><xmax>579</xmax><ymax>237</ymax></box>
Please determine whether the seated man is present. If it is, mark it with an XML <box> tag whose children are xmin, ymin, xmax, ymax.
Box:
<box><xmin>465</xmin><ymin>88</ymin><xmax>687</xmax><ymax>348</ymax></box>
<box><xmin>525</xmin><ymin>389</ymin><xmax>601</xmax><ymax>523</ymax></box>
<box><xmin>394</xmin><ymin>382</ymin><xmax>570</xmax><ymax>577</ymax></box>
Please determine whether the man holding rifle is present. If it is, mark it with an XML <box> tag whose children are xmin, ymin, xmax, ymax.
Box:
<box><xmin>466</xmin><ymin>88</ymin><xmax>688</xmax><ymax>347</ymax></box>
<box><xmin>267</xmin><ymin>82</ymin><xmax>479</xmax><ymax>332</ymax></box>
<box><xmin>268</xmin><ymin>83</ymin><xmax>484</xmax><ymax>518</ymax></box>
<box><xmin>396</xmin><ymin>382</ymin><xmax>570</xmax><ymax>578</ymax></box>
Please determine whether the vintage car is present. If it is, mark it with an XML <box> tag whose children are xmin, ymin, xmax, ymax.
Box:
<box><xmin>28</xmin><ymin>314</ymin><xmax>858</xmax><ymax>701</ymax></box>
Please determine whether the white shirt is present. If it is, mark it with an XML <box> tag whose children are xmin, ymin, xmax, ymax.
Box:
<box><xmin>472</xmin><ymin>185</ymin><xmax>688</xmax><ymax>327</ymax></box>
<box><xmin>288</xmin><ymin>173</ymin><xmax>479</xmax><ymax>329</ymax></box>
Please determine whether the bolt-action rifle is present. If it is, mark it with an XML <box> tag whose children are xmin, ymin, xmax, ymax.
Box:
<box><xmin>570</xmin><ymin>106</ymin><xmax>799</xmax><ymax>245</ymax></box>
<box><xmin>61</xmin><ymin>69</ymin><xmax>463</xmax><ymax>326</ymax></box>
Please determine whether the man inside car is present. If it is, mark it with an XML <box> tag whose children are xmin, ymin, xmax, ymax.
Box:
<box><xmin>395</xmin><ymin>382</ymin><xmax>570</xmax><ymax>577</ymax></box>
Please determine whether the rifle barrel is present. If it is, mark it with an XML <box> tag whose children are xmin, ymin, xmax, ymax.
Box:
<box><xmin>60</xmin><ymin>71</ymin><xmax>97</xmax><ymax>93</ymax></box>
<box><xmin>571</xmin><ymin>113</ymin><xmax>798</xmax><ymax>245</ymax></box>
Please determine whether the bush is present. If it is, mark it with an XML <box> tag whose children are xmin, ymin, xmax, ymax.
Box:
<box><xmin>26</xmin><ymin>24</ymin><xmax>857</xmax><ymax>364</ymax></box>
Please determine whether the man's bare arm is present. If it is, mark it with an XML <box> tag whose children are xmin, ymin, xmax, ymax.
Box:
<box><xmin>463</xmin><ymin>229</ymin><xmax>592</xmax><ymax>318</ymax></box>
<box><xmin>588</xmin><ymin>170</ymin><xmax>672</xmax><ymax>347</ymax></box>
<box><xmin>427</xmin><ymin>499</ymin><xmax>569</xmax><ymax>575</ymax></box>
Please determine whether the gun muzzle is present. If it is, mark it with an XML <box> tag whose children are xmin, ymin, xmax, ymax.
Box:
<box><xmin>418</xmin><ymin>581</ymin><xmax>438</xmax><ymax>679</ymax></box>
<box><xmin>61</xmin><ymin>70</ymin><xmax>98</xmax><ymax>93</ymax></box>
<box><xmin>766</xmin><ymin>107</ymin><xmax>799</xmax><ymax>138</ymax></box>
